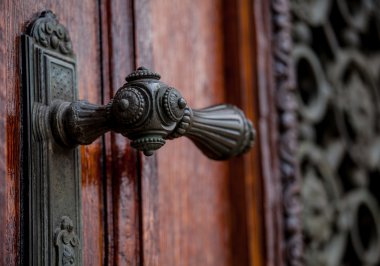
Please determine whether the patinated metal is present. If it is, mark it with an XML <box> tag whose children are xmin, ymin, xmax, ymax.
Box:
<box><xmin>54</xmin><ymin>216</ymin><xmax>80</xmax><ymax>266</ymax></box>
<box><xmin>51</xmin><ymin>66</ymin><xmax>255</xmax><ymax>160</ymax></box>
<box><xmin>292</xmin><ymin>0</ymin><xmax>380</xmax><ymax>265</ymax></box>
<box><xmin>21</xmin><ymin>11</ymin><xmax>82</xmax><ymax>266</ymax></box>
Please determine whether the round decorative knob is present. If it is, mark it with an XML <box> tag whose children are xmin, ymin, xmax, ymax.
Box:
<box><xmin>163</xmin><ymin>87</ymin><xmax>187</xmax><ymax>122</ymax></box>
<box><xmin>112</xmin><ymin>87</ymin><xmax>148</xmax><ymax>128</ymax></box>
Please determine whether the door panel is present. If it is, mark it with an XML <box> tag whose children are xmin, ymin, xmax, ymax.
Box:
<box><xmin>99</xmin><ymin>0</ymin><xmax>140</xmax><ymax>265</ymax></box>
<box><xmin>135</xmin><ymin>1</ymin><xmax>233</xmax><ymax>265</ymax></box>
<box><xmin>134</xmin><ymin>3</ymin><xmax>161</xmax><ymax>266</ymax></box>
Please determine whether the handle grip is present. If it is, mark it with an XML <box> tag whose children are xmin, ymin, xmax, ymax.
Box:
<box><xmin>168</xmin><ymin>105</ymin><xmax>254</xmax><ymax>160</ymax></box>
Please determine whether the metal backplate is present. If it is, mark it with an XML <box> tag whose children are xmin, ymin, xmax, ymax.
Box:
<box><xmin>21</xmin><ymin>11</ymin><xmax>82</xmax><ymax>266</ymax></box>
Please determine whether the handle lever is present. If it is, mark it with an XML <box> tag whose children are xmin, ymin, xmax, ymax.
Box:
<box><xmin>51</xmin><ymin>67</ymin><xmax>255</xmax><ymax>160</ymax></box>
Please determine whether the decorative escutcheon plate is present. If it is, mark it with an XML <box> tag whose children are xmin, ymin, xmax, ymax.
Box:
<box><xmin>21</xmin><ymin>11</ymin><xmax>82</xmax><ymax>266</ymax></box>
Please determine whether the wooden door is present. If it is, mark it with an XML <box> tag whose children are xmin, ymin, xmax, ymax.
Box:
<box><xmin>0</xmin><ymin>0</ymin><xmax>267</xmax><ymax>265</ymax></box>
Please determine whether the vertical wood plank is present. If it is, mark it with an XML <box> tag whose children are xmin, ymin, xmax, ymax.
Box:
<box><xmin>134</xmin><ymin>0</ymin><xmax>234</xmax><ymax>265</ymax></box>
<box><xmin>69</xmin><ymin>2</ymin><xmax>104</xmax><ymax>264</ymax></box>
<box><xmin>139</xmin><ymin>156</ymin><xmax>159</xmax><ymax>266</ymax></box>
<box><xmin>99</xmin><ymin>0</ymin><xmax>141</xmax><ymax>265</ymax></box>
<box><xmin>0</xmin><ymin>1</ymin><xmax>22</xmax><ymax>264</ymax></box>
<box><xmin>133</xmin><ymin>2</ymin><xmax>160</xmax><ymax>265</ymax></box>
<box><xmin>0</xmin><ymin>1</ymin><xmax>6</xmax><ymax>263</ymax></box>
<box><xmin>223</xmin><ymin>0</ymin><xmax>266</xmax><ymax>265</ymax></box>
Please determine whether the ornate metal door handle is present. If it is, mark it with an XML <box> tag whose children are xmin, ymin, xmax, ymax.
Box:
<box><xmin>21</xmin><ymin>10</ymin><xmax>255</xmax><ymax>266</ymax></box>
<box><xmin>51</xmin><ymin>67</ymin><xmax>255</xmax><ymax>160</ymax></box>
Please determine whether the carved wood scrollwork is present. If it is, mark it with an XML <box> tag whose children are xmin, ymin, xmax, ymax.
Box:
<box><xmin>272</xmin><ymin>0</ymin><xmax>304</xmax><ymax>265</ymax></box>
<box><xmin>291</xmin><ymin>0</ymin><xmax>380</xmax><ymax>265</ymax></box>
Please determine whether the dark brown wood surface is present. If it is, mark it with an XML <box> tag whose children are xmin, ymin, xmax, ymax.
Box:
<box><xmin>99</xmin><ymin>0</ymin><xmax>140</xmax><ymax>265</ymax></box>
<box><xmin>223</xmin><ymin>0</ymin><xmax>266</xmax><ymax>265</ymax></box>
<box><xmin>133</xmin><ymin>2</ymin><xmax>160</xmax><ymax>266</ymax></box>
<box><xmin>135</xmin><ymin>0</ymin><xmax>232</xmax><ymax>265</ymax></box>
<box><xmin>134</xmin><ymin>0</ymin><xmax>262</xmax><ymax>265</ymax></box>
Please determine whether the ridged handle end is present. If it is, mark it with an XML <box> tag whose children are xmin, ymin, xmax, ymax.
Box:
<box><xmin>170</xmin><ymin>104</ymin><xmax>255</xmax><ymax>160</ymax></box>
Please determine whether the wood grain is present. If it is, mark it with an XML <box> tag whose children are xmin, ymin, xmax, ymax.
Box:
<box><xmin>135</xmin><ymin>0</ymin><xmax>234</xmax><ymax>265</ymax></box>
<box><xmin>223</xmin><ymin>0</ymin><xmax>266</xmax><ymax>265</ymax></box>
<box><xmin>0</xmin><ymin>0</ymin><xmax>6</xmax><ymax>262</ymax></box>
<box><xmin>99</xmin><ymin>0</ymin><xmax>141</xmax><ymax>265</ymax></box>
<box><xmin>133</xmin><ymin>1</ymin><xmax>160</xmax><ymax>265</ymax></box>
<box><xmin>0</xmin><ymin>1</ymin><xmax>105</xmax><ymax>264</ymax></box>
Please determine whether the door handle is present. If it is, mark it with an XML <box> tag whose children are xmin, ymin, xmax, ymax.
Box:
<box><xmin>21</xmin><ymin>10</ymin><xmax>255</xmax><ymax>265</ymax></box>
<box><xmin>51</xmin><ymin>67</ymin><xmax>255</xmax><ymax>160</ymax></box>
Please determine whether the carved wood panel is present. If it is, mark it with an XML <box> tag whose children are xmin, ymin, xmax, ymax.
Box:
<box><xmin>291</xmin><ymin>0</ymin><xmax>380</xmax><ymax>265</ymax></box>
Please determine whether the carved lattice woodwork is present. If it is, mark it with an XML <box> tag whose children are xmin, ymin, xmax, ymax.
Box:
<box><xmin>291</xmin><ymin>0</ymin><xmax>380</xmax><ymax>265</ymax></box>
<box><xmin>272</xmin><ymin>0</ymin><xmax>304</xmax><ymax>266</ymax></box>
